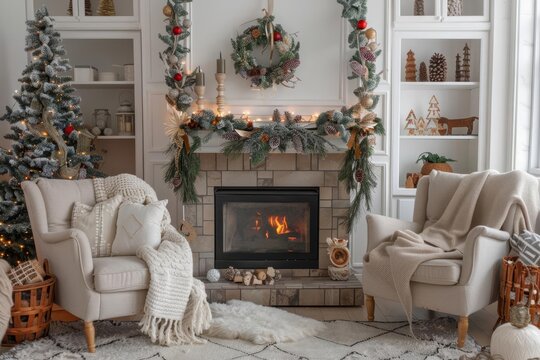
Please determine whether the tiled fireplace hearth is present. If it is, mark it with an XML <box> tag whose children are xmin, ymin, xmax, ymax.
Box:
<box><xmin>184</xmin><ymin>153</ymin><xmax>362</xmax><ymax>306</ymax></box>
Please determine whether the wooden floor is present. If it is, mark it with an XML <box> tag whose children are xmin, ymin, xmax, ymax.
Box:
<box><xmin>282</xmin><ymin>299</ymin><xmax>497</xmax><ymax>347</ymax></box>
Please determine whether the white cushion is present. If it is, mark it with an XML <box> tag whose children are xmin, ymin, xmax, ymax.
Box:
<box><xmin>71</xmin><ymin>195</ymin><xmax>123</xmax><ymax>257</ymax></box>
<box><xmin>93</xmin><ymin>256</ymin><xmax>149</xmax><ymax>293</ymax></box>
<box><xmin>411</xmin><ymin>259</ymin><xmax>462</xmax><ymax>286</ymax></box>
<box><xmin>111</xmin><ymin>200</ymin><xmax>167</xmax><ymax>256</ymax></box>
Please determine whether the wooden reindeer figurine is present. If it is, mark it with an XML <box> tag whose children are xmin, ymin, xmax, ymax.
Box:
<box><xmin>438</xmin><ymin>116</ymin><xmax>478</xmax><ymax>135</ymax></box>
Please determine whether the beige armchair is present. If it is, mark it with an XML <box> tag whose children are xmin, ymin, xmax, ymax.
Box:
<box><xmin>21</xmin><ymin>178</ymin><xmax>152</xmax><ymax>353</ymax></box>
<box><xmin>363</xmin><ymin>175</ymin><xmax>533</xmax><ymax>348</ymax></box>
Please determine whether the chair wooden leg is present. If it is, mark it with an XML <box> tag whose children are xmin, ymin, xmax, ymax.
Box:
<box><xmin>457</xmin><ymin>316</ymin><xmax>468</xmax><ymax>348</ymax></box>
<box><xmin>365</xmin><ymin>295</ymin><xmax>375</xmax><ymax>321</ymax></box>
<box><xmin>84</xmin><ymin>321</ymin><xmax>96</xmax><ymax>353</ymax></box>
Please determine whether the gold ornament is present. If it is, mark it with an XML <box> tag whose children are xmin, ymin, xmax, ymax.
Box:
<box><xmin>163</xmin><ymin>4</ymin><xmax>174</xmax><ymax>17</ymax></box>
<box><xmin>365</xmin><ymin>28</ymin><xmax>377</xmax><ymax>40</ymax></box>
<box><xmin>361</xmin><ymin>95</ymin><xmax>374</xmax><ymax>108</ymax></box>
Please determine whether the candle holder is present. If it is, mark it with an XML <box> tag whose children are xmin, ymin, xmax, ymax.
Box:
<box><xmin>215</xmin><ymin>73</ymin><xmax>226</xmax><ymax>116</ymax></box>
<box><xmin>194</xmin><ymin>85</ymin><xmax>205</xmax><ymax>112</ymax></box>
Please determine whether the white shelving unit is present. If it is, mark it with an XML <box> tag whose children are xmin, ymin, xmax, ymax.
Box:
<box><xmin>391</xmin><ymin>0</ymin><xmax>490</xmax><ymax>204</ymax></box>
<box><xmin>25</xmin><ymin>0</ymin><xmax>143</xmax><ymax>177</ymax></box>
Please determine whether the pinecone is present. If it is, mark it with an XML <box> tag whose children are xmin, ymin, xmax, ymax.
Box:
<box><xmin>447</xmin><ymin>0</ymin><xmax>463</xmax><ymax>16</ymax></box>
<box><xmin>282</xmin><ymin>58</ymin><xmax>300</xmax><ymax>72</ymax></box>
<box><xmin>292</xmin><ymin>134</ymin><xmax>304</xmax><ymax>153</ymax></box>
<box><xmin>350</xmin><ymin>60</ymin><xmax>367</xmax><ymax>77</ymax></box>
<box><xmin>419</xmin><ymin>62</ymin><xmax>429</xmax><ymax>82</ymax></box>
<box><xmin>223</xmin><ymin>132</ymin><xmax>241</xmax><ymax>141</ymax></box>
<box><xmin>360</xmin><ymin>47</ymin><xmax>376</xmax><ymax>62</ymax></box>
<box><xmin>324</xmin><ymin>122</ymin><xmax>338</xmax><ymax>136</ymax></box>
<box><xmin>269</xmin><ymin>136</ymin><xmax>281</xmax><ymax>150</ymax></box>
<box><xmin>355</xmin><ymin>169</ymin><xmax>364</xmax><ymax>183</ymax></box>
<box><xmin>224</xmin><ymin>266</ymin><xmax>235</xmax><ymax>281</ymax></box>
<box><xmin>294</xmin><ymin>115</ymin><xmax>303</xmax><ymax>123</ymax></box>
<box><xmin>414</xmin><ymin>0</ymin><xmax>425</xmax><ymax>15</ymax></box>
<box><xmin>272</xmin><ymin>109</ymin><xmax>281</xmax><ymax>123</ymax></box>
<box><xmin>429</xmin><ymin>53</ymin><xmax>447</xmax><ymax>82</ymax></box>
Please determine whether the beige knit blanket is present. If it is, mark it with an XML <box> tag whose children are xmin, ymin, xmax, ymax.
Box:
<box><xmin>364</xmin><ymin>170</ymin><xmax>540</xmax><ymax>323</ymax></box>
<box><xmin>94</xmin><ymin>174</ymin><xmax>212</xmax><ymax>345</ymax></box>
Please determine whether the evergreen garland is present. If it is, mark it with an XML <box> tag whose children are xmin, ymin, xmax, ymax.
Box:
<box><xmin>162</xmin><ymin>0</ymin><xmax>384</xmax><ymax>232</ymax></box>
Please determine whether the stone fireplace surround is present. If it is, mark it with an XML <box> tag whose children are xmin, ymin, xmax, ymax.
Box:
<box><xmin>184</xmin><ymin>152</ymin><xmax>363</xmax><ymax>306</ymax></box>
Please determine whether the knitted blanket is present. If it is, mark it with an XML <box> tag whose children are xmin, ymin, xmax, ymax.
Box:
<box><xmin>94</xmin><ymin>174</ymin><xmax>212</xmax><ymax>345</ymax></box>
<box><xmin>364</xmin><ymin>170</ymin><xmax>540</xmax><ymax>323</ymax></box>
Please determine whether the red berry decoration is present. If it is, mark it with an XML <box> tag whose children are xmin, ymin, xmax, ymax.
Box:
<box><xmin>172</xmin><ymin>26</ymin><xmax>182</xmax><ymax>36</ymax></box>
<box><xmin>357</xmin><ymin>19</ymin><xmax>368</xmax><ymax>30</ymax></box>
<box><xmin>173</xmin><ymin>73</ymin><xmax>183</xmax><ymax>82</ymax></box>
<box><xmin>273</xmin><ymin>31</ymin><xmax>283</xmax><ymax>42</ymax></box>
<box><xmin>64</xmin><ymin>123</ymin><xmax>75</xmax><ymax>136</ymax></box>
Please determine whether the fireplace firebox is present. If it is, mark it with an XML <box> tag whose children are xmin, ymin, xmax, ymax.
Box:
<box><xmin>215</xmin><ymin>187</ymin><xmax>319</xmax><ymax>269</ymax></box>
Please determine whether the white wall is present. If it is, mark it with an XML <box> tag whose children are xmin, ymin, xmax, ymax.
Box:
<box><xmin>0</xmin><ymin>0</ymin><xmax>27</xmax><ymax>149</ymax></box>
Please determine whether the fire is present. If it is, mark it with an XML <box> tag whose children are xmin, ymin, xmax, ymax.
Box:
<box><xmin>268</xmin><ymin>215</ymin><xmax>291</xmax><ymax>235</ymax></box>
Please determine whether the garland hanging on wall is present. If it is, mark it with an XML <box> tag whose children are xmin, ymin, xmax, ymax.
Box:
<box><xmin>230</xmin><ymin>0</ymin><xmax>301</xmax><ymax>89</ymax></box>
<box><xmin>162</xmin><ymin>0</ymin><xmax>384</xmax><ymax>232</ymax></box>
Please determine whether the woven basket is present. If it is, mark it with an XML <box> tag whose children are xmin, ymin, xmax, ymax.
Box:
<box><xmin>497</xmin><ymin>256</ymin><xmax>540</xmax><ymax>328</ymax></box>
<box><xmin>2</xmin><ymin>260</ymin><xmax>56</xmax><ymax>346</ymax></box>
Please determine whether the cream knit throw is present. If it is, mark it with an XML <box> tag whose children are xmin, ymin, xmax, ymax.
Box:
<box><xmin>94</xmin><ymin>174</ymin><xmax>212</xmax><ymax>345</ymax></box>
<box><xmin>364</xmin><ymin>170</ymin><xmax>540</xmax><ymax>324</ymax></box>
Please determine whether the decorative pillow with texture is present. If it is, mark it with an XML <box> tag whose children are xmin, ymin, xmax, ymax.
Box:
<box><xmin>111</xmin><ymin>200</ymin><xmax>167</xmax><ymax>256</ymax></box>
<box><xmin>511</xmin><ymin>231</ymin><xmax>540</xmax><ymax>266</ymax></box>
<box><xmin>71</xmin><ymin>195</ymin><xmax>123</xmax><ymax>257</ymax></box>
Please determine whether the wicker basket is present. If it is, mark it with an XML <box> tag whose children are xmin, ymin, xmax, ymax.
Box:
<box><xmin>497</xmin><ymin>256</ymin><xmax>540</xmax><ymax>328</ymax></box>
<box><xmin>2</xmin><ymin>260</ymin><xmax>56</xmax><ymax>346</ymax></box>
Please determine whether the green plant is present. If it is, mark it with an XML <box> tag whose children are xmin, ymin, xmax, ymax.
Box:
<box><xmin>416</xmin><ymin>152</ymin><xmax>456</xmax><ymax>164</ymax></box>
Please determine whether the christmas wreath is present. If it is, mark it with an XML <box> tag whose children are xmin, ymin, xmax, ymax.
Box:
<box><xmin>231</xmin><ymin>9</ymin><xmax>301</xmax><ymax>89</ymax></box>
<box><xmin>162</xmin><ymin>0</ymin><xmax>384</xmax><ymax>232</ymax></box>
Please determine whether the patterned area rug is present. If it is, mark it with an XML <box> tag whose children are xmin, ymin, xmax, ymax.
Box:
<box><xmin>0</xmin><ymin>318</ymin><xmax>482</xmax><ymax>360</ymax></box>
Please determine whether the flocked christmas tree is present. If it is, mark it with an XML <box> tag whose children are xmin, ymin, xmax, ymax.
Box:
<box><xmin>0</xmin><ymin>7</ymin><xmax>101</xmax><ymax>265</ymax></box>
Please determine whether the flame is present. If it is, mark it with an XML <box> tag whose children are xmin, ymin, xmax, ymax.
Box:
<box><xmin>268</xmin><ymin>215</ymin><xmax>291</xmax><ymax>235</ymax></box>
<box><xmin>253</xmin><ymin>219</ymin><xmax>261</xmax><ymax>231</ymax></box>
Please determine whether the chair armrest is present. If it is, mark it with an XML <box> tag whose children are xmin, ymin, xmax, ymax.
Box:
<box><xmin>459</xmin><ymin>226</ymin><xmax>510</xmax><ymax>286</ymax></box>
<box><xmin>366</xmin><ymin>214</ymin><xmax>423</xmax><ymax>253</ymax></box>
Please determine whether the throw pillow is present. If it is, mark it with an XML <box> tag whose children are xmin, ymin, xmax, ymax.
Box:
<box><xmin>111</xmin><ymin>199</ymin><xmax>167</xmax><ymax>256</ymax></box>
<box><xmin>510</xmin><ymin>231</ymin><xmax>540</xmax><ymax>266</ymax></box>
<box><xmin>71</xmin><ymin>195</ymin><xmax>123</xmax><ymax>257</ymax></box>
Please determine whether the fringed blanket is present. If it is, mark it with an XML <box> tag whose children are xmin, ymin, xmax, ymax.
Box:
<box><xmin>364</xmin><ymin>170</ymin><xmax>540</xmax><ymax>323</ymax></box>
<box><xmin>94</xmin><ymin>175</ymin><xmax>212</xmax><ymax>345</ymax></box>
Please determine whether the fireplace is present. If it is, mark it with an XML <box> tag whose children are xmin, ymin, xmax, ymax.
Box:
<box><xmin>215</xmin><ymin>187</ymin><xmax>319</xmax><ymax>269</ymax></box>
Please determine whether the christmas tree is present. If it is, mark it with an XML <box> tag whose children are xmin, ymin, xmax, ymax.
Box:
<box><xmin>405</xmin><ymin>50</ymin><xmax>417</xmax><ymax>82</ymax></box>
<box><xmin>404</xmin><ymin>110</ymin><xmax>417</xmax><ymax>135</ymax></box>
<box><xmin>0</xmin><ymin>7</ymin><xmax>101</xmax><ymax>265</ymax></box>
<box><xmin>461</xmin><ymin>43</ymin><xmax>471</xmax><ymax>81</ymax></box>
<box><xmin>426</xmin><ymin>95</ymin><xmax>441</xmax><ymax>135</ymax></box>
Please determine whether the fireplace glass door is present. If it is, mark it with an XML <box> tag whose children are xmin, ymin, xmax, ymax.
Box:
<box><xmin>215</xmin><ymin>187</ymin><xmax>319</xmax><ymax>269</ymax></box>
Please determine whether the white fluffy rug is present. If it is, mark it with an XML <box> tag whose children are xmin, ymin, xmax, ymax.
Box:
<box><xmin>0</xmin><ymin>317</ymin><xmax>483</xmax><ymax>359</ymax></box>
<box><xmin>206</xmin><ymin>300</ymin><xmax>325</xmax><ymax>344</ymax></box>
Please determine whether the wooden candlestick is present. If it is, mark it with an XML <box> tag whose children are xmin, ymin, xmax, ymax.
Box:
<box><xmin>194</xmin><ymin>85</ymin><xmax>205</xmax><ymax>112</ymax></box>
<box><xmin>215</xmin><ymin>73</ymin><xmax>226</xmax><ymax>116</ymax></box>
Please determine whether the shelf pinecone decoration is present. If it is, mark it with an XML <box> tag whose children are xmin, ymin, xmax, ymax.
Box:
<box><xmin>429</xmin><ymin>53</ymin><xmax>447</xmax><ymax>82</ymax></box>
<box><xmin>419</xmin><ymin>61</ymin><xmax>429</xmax><ymax>82</ymax></box>
<box><xmin>414</xmin><ymin>0</ymin><xmax>425</xmax><ymax>16</ymax></box>
<box><xmin>97</xmin><ymin>0</ymin><xmax>116</xmax><ymax>16</ymax></box>
<box><xmin>68</xmin><ymin>0</ymin><xmax>92</xmax><ymax>16</ymax></box>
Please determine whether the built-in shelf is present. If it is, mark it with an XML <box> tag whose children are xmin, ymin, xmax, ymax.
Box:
<box><xmin>96</xmin><ymin>135</ymin><xmax>136</xmax><ymax>140</ymax></box>
<box><xmin>401</xmin><ymin>82</ymin><xmax>480</xmax><ymax>90</ymax></box>
<box><xmin>400</xmin><ymin>135</ymin><xmax>479</xmax><ymax>140</ymax></box>
<box><xmin>72</xmin><ymin>81</ymin><xmax>135</xmax><ymax>89</ymax></box>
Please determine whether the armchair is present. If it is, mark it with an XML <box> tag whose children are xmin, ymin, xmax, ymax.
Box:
<box><xmin>363</xmin><ymin>175</ymin><xmax>517</xmax><ymax>348</ymax></box>
<box><xmin>21</xmin><ymin>178</ymin><xmax>153</xmax><ymax>352</ymax></box>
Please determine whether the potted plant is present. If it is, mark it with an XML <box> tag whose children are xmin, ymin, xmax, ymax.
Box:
<box><xmin>416</xmin><ymin>152</ymin><xmax>456</xmax><ymax>175</ymax></box>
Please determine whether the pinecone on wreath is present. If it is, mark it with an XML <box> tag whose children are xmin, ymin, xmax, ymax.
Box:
<box><xmin>429</xmin><ymin>53</ymin><xmax>447</xmax><ymax>82</ymax></box>
<box><xmin>269</xmin><ymin>136</ymin><xmax>281</xmax><ymax>150</ymax></box>
<box><xmin>292</xmin><ymin>134</ymin><xmax>304</xmax><ymax>153</ymax></box>
<box><xmin>324</xmin><ymin>122</ymin><xmax>338</xmax><ymax>136</ymax></box>
<box><xmin>355</xmin><ymin>169</ymin><xmax>364</xmax><ymax>183</ymax></box>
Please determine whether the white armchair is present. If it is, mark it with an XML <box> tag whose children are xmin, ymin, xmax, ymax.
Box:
<box><xmin>363</xmin><ymin>175</ymin><xmax>517</xmax><ymax>348</ymax></box>
<box><xmin>21</xmin><ymin>178</ymin><xmax>153</xmax><ymax>352</ymax></box>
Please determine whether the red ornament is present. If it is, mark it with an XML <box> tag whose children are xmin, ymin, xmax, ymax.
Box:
<box><xmin>357</xmin><ymin>19</ymin><xmax>368</xmax><ymax>30</ymax></box>
<box><xmin>246</xmin><ymin>120</ymin><xmax>254</xmax><ymax>130</ymax></box>
<box><xmin>64</xmin><ymin>123</ymin><xmax>75</xmax><ymax>136</ymax></box>
<box><xmin>273</xmin><ymin>31</ymin><xmax>283</xmax><ymax>42</ymax></box>
<box><xmin>172</xmin><ymin>26</ymin><xmax>183</xmax><ymax>36</ymax></box>
<box><xmin>173</xmin><ymin>73</ymin><xmax>183</xmax><ymax>82</ymax></box>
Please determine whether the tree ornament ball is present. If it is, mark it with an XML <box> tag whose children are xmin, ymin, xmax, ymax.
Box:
<box><xmin>361</xmin><ymin>95</ymin><xmax>374</xmax><ymax>108</ymax></box>
<box><xmin>168</xmin><ymin>88</ymin><xmax>180</xmax><ymax>99</ymax></box>
<box><xmin>273</xmin><ymin>31</ymin><xmax>283</xmax><ymax>42</ymax></box>
<box><xmin>206</xmin><ymin>269</ymin><xmax>220</xmax><ymax>283</ymax></box>
<box><xmin>173</xmin><ymin>73</ymin><xmax>183</xmax><ymax>82</ymax></box>
<box><xmin>365</xmin><ymin>28</ymin><xmax>377</xmax><ymax>40</ymax></box>
<box><xmin>357</xmin><ymin>19</ymin><xmax>368</xmax><ymax>30</ymax></box>
<box><xmin>172</xmin><ymin>26</ymin><xmax>183</xmax><ymax>36</ymax></box>
<box><xmin>64</xmin><ymin>124</ymin><xmax>75</xmax><ymax>136</ymax></box>
<box><xmin>163</xmin><ymin>4</ymin><xmax>173</xmax><ymax>17</ymax></box>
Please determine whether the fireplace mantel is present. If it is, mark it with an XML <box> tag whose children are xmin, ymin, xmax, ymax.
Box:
<box><xmin>193</xmin><ymin>130</ymin><xmax>348</xmax><ymax>154</ymax></box>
